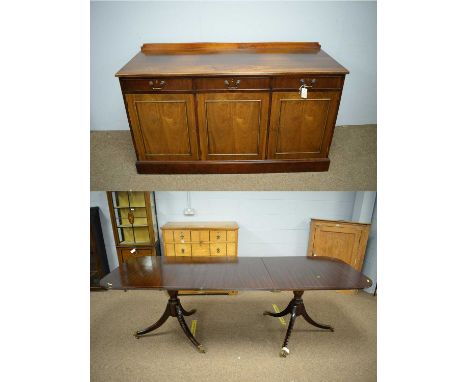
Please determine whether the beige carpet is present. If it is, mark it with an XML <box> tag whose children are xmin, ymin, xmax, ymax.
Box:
<box><xmin>90</xmin><ymin>125</ymin><xmax>376</xmax><ymax>191</ymax></box>
<box><xmin>91</xmin><ymin>290</ymin><xmax>376</xmax><ymax>382</ymax></box>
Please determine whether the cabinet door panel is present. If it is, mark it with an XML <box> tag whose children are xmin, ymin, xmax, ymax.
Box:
<box><xmin>312</xmin><ymin>226</ymin><xmax>362</xmax><ymax>270</ymax></box>
<box><xmin>197</xmin><ymin>93</ymin><xmax>269</xmax><ymax>160</ymax></box>
<box><xmin>268</xmin><ymin>91</ymin><xmax>340</xmax><ymax>159</ymax></box>
<box><xmin>125</xmin><ymin>93</ymin><xmax>199</xmax><ymax>161</ymax></box>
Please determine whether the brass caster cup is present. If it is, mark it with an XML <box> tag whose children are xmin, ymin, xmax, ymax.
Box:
<box><xmin>134</xmin><ymin>332</ymin><xmax>140</xmax><ymax>339</ymax></box>
<box><xmin>197</xmin><ymin>345</ymin><xmax>206</xmax><ymax>353</ymax></box>
<box><xmin>280</xmin><ymin>347</ymin><xmax>290</xmax><ymax>357</ymax></box>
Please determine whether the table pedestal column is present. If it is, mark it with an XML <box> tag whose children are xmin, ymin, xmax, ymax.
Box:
<box><xmin>134</xmin><ymin>290</ymin><xmax>205</xmax><ymax>353</ymax></box>
<box><xmin>263</xmin><ymin>290</ymin><xmax>334</xmax><ymax>357</ymax></box>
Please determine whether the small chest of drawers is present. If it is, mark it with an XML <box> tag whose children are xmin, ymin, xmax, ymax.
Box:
<box><xmin>161</xmin><ymin>222</ymin><xmax>239</xmax><ymax>258</ymax></box>
<box><xmin>161</xmin><ymin>221</ymin><xmax>239</xmax><ymax>295</ymax></box>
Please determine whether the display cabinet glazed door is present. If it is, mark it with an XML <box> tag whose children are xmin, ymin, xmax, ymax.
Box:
<box><xmin>125</xmin><ymin>93</ymin><xmax>199</xmax><ymax>161</ymax></box>
<box><xmin>267</xmin><ymin>91</ymin><xmax>341</xmax><ymax>159</ymax></box>
<box><xmin>197</xmin><ymin>93</ymin><xmax>269</xmax><ymax>160</ymax></box>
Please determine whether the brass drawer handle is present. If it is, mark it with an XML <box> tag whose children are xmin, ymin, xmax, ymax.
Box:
<box><xmin>224</xmin><ymin>79</ymin><xmax>241</xmax><ymax>89</ymax></box>
<box><xmin>216</xmin><ymin>248</ymin><xmax>220</xmax><ymax>253</ymax></box>
<box><xmin>130</xmin><ymin>248</ymin><xmax>137</xmax><ymax>254</ymax></box>
<box><xmin>149</xmin><ymin>80</ymin><xmax>166</xmax><ymax>90</ymax></box>
<box><xmin>300</xmin><ymin>78</ymin><xmax>316</xmax><ymax>88</ymax></box>
<box><xmin>216</xmin><ymin>235</ymin><xmax>221</xmax><ymax>240</ymax></box>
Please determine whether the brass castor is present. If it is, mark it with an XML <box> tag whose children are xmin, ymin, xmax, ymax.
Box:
<box><xmin>134</xmin><ymin>331</ymin><xmax>140</xmax><ymax>339</ymax></box>
<box><xmin>280</xmin><ymin>347</ymin><xmax>290</xmax><ymax>357</ymax></box>
<box><xmin>197</xmin><ymin>345</ymin><xmax>206</xmax><ymax>353</ymax></box>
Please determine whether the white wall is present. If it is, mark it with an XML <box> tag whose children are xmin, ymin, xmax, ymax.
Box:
<box><xmin>90</xmin><ymin>191</ymin><xmax>377</xmax><ymax>293</ymax></box>
<box><xmin>156</xmin><ymin>191</ymin><xmax>375</xmax><ymax>257</ymax></box>
<box><xmin>90</xmin><ymin>1</ymin><xmax>376</xmax><ymax>131</ymax></box>
<box><xmin>90</xmin><ymin>191</ymin><xmax>119</xmax><ymax>270</ymax></box>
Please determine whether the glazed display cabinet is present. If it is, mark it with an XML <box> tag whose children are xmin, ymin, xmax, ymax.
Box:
<box><xmin>116</xmin><ymin>42</ymin><xmax>348</xmax><ymax>174</ymax></box>
<box><xmin>107</xmin><ymin>191</ymin><xmax>159</xmax><ymax>265</ymax></box>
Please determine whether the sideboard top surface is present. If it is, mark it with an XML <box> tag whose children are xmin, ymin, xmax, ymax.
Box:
<box><xmin>116</xmin><ymin>42</ymin><xmax>349</xmax><ymax>77</ymax></box>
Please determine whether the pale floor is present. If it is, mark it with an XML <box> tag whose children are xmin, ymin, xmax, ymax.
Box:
<box><xmin>90</xmin><ymin>125</ymin><xmax>376</xmax><ymax>191</ymax></box>
<box><xmin>91</xmin><ymin>289</ymin><xmax>376</xmax><ymax>382</ymax></box>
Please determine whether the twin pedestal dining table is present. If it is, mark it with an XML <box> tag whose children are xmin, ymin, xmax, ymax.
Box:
<box><xmin>100</xmin><ymin>256</ymin><xmax>372</xmax><ymax>357</ymax></box>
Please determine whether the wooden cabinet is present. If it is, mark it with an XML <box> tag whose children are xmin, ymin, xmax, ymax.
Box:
<box><xmin>161</xmin><ymin>222</ymin><xmax>238</xmax><ymax>257</ymax></box>
<box><xmin>117</xmin><ymin>42</ymin><xmax>348</xmax><ymax>173</ymax></box>
<box><xmin>161</xmin><ymin>221</ymin><xmax>239</xmax><ymax>295</ymax></box>
<box><xmin>107</xmin><ymin>191</ymin><xmax>160</xmax><ymax>265</ymax></box>
<box><xmin>307</xmin><ymin>219</ymin><xmax>370</xmax><ymax>272</ymax></box>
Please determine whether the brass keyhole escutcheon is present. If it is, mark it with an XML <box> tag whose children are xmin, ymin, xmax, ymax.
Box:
<box><xmin>216</xmin><ymin>235</ymin><xmax>220</xmax><ymax>240</ymax></box>
<box><xmin>181</xmin><ymin>248</ymin><xmax>185</xmax><ymax>254</ymax></box>
<box><xmin>216</xmin><ymin>248</ymin><xmax>220</xmax><ymax>253</ymax></box>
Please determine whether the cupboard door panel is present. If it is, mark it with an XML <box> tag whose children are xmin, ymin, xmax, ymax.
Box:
<box><xmin>311</xmin><ymin>226</ymin><xmax>362</xmax><ymax>270</ymax></box>
<box><xmin>268</xmin><ymin>91</ymin><xmax>340</xmax><ymax>159</ymax></box>
<box><xmin>125</xmin><ymin>93</ymin><xmax>198</xmax><ymax>161</ymax></box>
<box><xmin>190</xmin><ymin>230</ymin><xmax>209</xmax><ymax>243</ymax></box>
<box><xmin>165</xmin><ymin>244</ymin><xmax>175</xmax><ymax>257</ymax></box>
<box><xmin>197</xmin><ymin>93</ymin><xmax>269</xmax><ymax>160</ymax></box>
<box><xmin>192</xmin><ymin>243</ymin><xmax>210</xmax><ymax>256</ymax></box>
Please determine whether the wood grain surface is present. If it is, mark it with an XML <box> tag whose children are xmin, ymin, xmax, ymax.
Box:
<box><xmin>100</xmin><ymin>256</ymin><xmax>372</xmax><ymax>291</ymax></box>
<box><xmin>116</xmin><ymin>43</ymin><xmax>348</xmax><ymax>77</ymax></box>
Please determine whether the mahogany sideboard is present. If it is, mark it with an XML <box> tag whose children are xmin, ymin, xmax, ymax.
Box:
<box><xmin>116</xmin><ymin>42</ymin><xmax>349</xmax><ymax>174</ymax></box>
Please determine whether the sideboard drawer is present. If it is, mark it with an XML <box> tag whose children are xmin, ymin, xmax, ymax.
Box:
<box><xmin>121</xmin><ymin>78</ymin><xmax>193</xmax><ymax>92</ymax></box>
<box><xmin>119</xmin><ymin>247</ymin><xmax>154</xmax><ymax>262</ymax></box>
<box><xmin>272</xmin><ymin>76</ymin><xmax>343</xmax><ymax>90</ymax></box>
<box><xmin>195</xmin><ymin>77</ymin><xmax>269</xmax><ymax>90</ymax></box>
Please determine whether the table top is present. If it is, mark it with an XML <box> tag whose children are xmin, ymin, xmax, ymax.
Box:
<box><xmin>100</xmin><ymin>256</ymin><xmax>372</xmax><ymax>291</ymax></box>
<box><xmin>116</xmin><ymin>42</ymin><xmax>349</xmax><ymax>77</ymax></box>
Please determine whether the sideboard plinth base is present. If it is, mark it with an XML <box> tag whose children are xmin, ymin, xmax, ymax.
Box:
<box><xmin>136</xmin><ymin>159</ymin><xmax>330</xmax><ymax>174</ymax></box>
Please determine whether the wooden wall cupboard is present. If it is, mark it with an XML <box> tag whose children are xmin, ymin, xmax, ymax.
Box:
<box><xmin>306</xmin><ymin>219</ymin><xmax>370</xmax><ymax>272</ymax></box>
<box><xmin>107</xmin><ymin>191</ymin><xmax>159</xmax><ymax>266</ymax></box>
<box><xmin>117</xmin><ymin>42</ymin><xmax>348</xmax><ymax>174</ymax></box>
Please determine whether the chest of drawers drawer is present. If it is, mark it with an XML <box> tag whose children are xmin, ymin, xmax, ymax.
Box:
<box><xmin>173</xmin><ymin>230</ymin><xmax>191</xmax><ymax>243</ymax></box>
<box><xmin>210</xmin><ymin>230</ymin><xmax>227</xmax><ymax>242</ymax></box>
<box><xmin>272</xmin><ymin>76</ymin><xmax>343</xmax><ymax>90</ymax></box>
<box><xmin>195</xmin><ymin>77</ymin><xmax>269</xmax><ymax>91</ymax></box>
<box><xmin>120</xmin><ymin>78</ymin><xmax>193</xmax><ymax>92</ymax></box>
<box><xmin>175</xmin><ymin>243</ymin><xmax>192</xmax><ymax>256</ymax></box>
